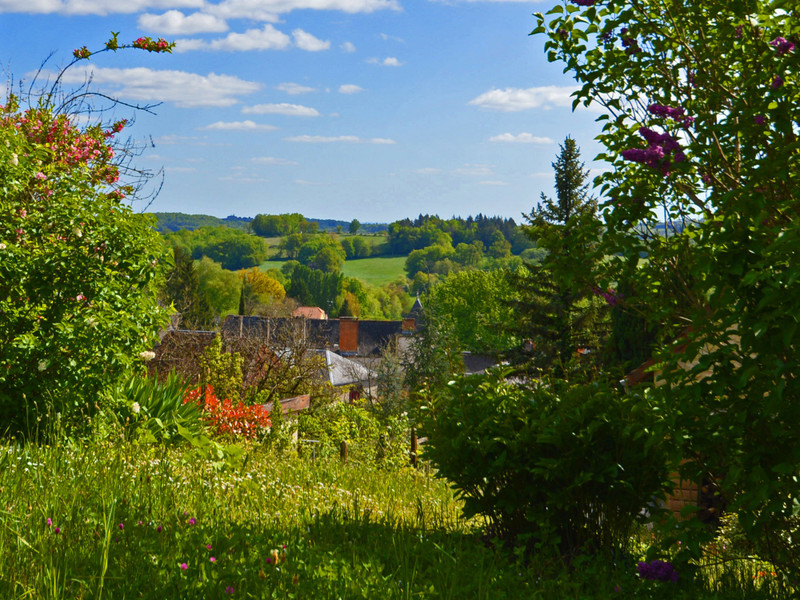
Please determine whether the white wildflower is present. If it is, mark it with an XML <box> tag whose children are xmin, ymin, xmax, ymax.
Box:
<box><xmin>139</xmin><ymin>350</ymin><xmax>156</xmax><ymax>362</ymax></box>
<box><xmin>10</xmin><ymin>153</ymin><xmax>18</xmax><ymax>166</ymax></box>
<box><xmin>37</xmin><ymin>360</ymin><xmax>47</xmax><ymax>371</ymax></box>
<box><xmin>132</xmin><ymin>402</ymin><xmax>140</xmax><ymax>414</ymax></box>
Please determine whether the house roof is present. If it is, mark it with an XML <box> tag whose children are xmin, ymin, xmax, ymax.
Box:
<box><xmin>292</xmin><ymin>306</ymin><xmax>328</xmax><ymax>320</ymax></box>
<box><xmin>311</xmin><ymin>349</ymin><xmax>373</xmax><ymax>386</ymax></box>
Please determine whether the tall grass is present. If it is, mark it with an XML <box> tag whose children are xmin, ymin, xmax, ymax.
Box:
<box><xmin>0</xmin><ymin>440</ymin><xmax>793</xmax><ymax>599</ymax></box>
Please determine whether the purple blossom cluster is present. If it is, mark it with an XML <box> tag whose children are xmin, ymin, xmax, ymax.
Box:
<box><xmin>772</xmin><ymin>76</ymin><xmax>784</xmax><ymax>90</ymax></box>
<box><xmin>621</xmin><ymin>127</ymin><xmax>685</xmax><ymax>176</ymax></box>
<box><xmin>769</xmin><ymin>37</ymin><xmax>795</xmax><ymax>55</ymax></box>
<box><xmin>648</xmin><ymin>104</ymin><xmax>694</xmax><ymax>128</ymax></box>
<box><xmin>637</xmin><ymin>560</ymin><xmax>679</xmax><ymax>582</ymax></box>
<box><xmin>591</xmin><ymin>286</ymin><xmax>620</xmax><ymax>307</ymax></box>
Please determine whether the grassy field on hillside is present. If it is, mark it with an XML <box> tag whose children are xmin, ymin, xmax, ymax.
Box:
<box><xmin>341</xmin><ymin>256</ymin><xmax>407</xmax><ymax>286</ymax></box>
<box><xmin>260</xmin><ymin>256</ymin><xmax>407</xmax><ymax>287</ymax></box>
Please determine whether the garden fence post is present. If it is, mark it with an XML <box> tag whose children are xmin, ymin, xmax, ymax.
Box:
<box><xmin>340</xmin><ymin>440</ymin><xmax>348</xmax><ymax>463</ymax></box>
<box><xmin>410</xmin><ymin>428</ymin><xmax>418</xmax><ymax>469</ymax></box>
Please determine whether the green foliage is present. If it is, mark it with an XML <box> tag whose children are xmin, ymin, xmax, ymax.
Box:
<box><xmin>164</xmin><ymin>226</ymin><xmax>269</xmax><ymax>271</ymax></box>
<box><xmin>349</xmin><ymin>218</ymin><xmax>361</xmax><ymax>235</ymax></box>
<box><xmin>102</xmin><ymin>370</ymin><xmax>204</xmax><ymax>442</ymax></box>
<box><xmin>422</xmin><ymin>371</ymin><xmax>672</xmax><ymax>555</ymax></box>
<box><xmin>160</xmin><ymin>246</ymin><xmax>216</xmax><ymax>330</ymax></box>
<box><xmin>298</xmin><ymin>400</ymin><xmax>409</xmax><ymax>468</ymax></box>
<box><xmin>510</xmin><ymin>137</ymin><xmax>607</xmax><ymax>377</ymax></box>
<box><xmin>151</xmin><ymin>212</ymin><xmax>251</xmax><ymax>233</ymax></box>
<box><xmin>534</xmin><ymin>0</ymin><xmax>800</xmax><ymax>575</ymax></box>
<box><xmin>200</xmin><ymin>336</ymin><xmax>243</xmax><ymax>402</ymax></box>
<box><xmin>286</xmin><ymin>265</ymin><xmax>344</xmax><ymax>315</ymax></box>
<box><xmin>426</xmin><ymin>269</ymin><xmax>521</xmax><ymax>355</ymax></box>
<box><xmin>251</xmin><ymin>212</ymin><xmax>315</xmax><ymax>237</ymax></box>
<box><xmin>0</xmin><ymin>103</ymin><xmax>168</xmax><ymax>434</ymax></box>
<box><xmin>405</xmin><ymin>243</ymin><xmax>455</xmax><ymax>279</ymax></box>
<box><xmin>195</xmin><ymin>257</ymin><xmax>240</xmax><ymax>318</ymax></box>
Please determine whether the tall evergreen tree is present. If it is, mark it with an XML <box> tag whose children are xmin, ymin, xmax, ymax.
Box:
<box><xmin>509</xmin><ymin>136</ymin><xmax>606</xmax><ymax>377</ymax></box>
<box><xmin>161</xmin><ymin>246</ymin><xmax>216</xmax><ymax>330</ymax></box>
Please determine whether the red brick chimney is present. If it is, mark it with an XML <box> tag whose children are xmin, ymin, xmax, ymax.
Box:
<box><xmin>339</xmin><ymin>317</ymin><xmax>359</xmax><ymax>354</ymax></box>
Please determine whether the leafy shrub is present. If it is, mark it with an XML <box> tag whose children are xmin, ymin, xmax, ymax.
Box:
<box><xmin>298</xmin><ymin>400</ymin><xmax>409</xmax><ymax>468</ymax></box>
<box><xmin>421</xmin><ymin>370</ymin><xmax>672</xmax><ymax>555</ymax></box>
<box><xmin>102</xmin><ymin>370</ymin><xmax>204</xmax><ymax>442</ymax></box>
<box><xmin>0</xmin><ymin>102</ymin><xmax>168</xmax><ymax>434</ymax></box>
<box><xmin>184</xmin><ymin>385</ymin><xmax>271</xmax><ymax>440</ymax></box>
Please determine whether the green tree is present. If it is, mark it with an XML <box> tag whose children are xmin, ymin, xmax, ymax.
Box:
<box><xmin>511</xmin><ymin>136</ymin><xmax>606</xmax><ymax>376</ymax></box>
<box><xmin>349</xmin><ymin>219</ymin><xmax>361</xmax><ymax>235</ymax></box>
<box><xmin>195</xmin><ymin>257</ymin><xmax>240</xmax><ymax>317</ymax></box>
<box><xmin>0</xmin><ymin>36</ymin><xmax>174</xmax><ymax>433</ymax></box>
<box><xmin>427</xmin><ymin>270</ymin><xmax>520</xmax><ymax>355</ymax></box>
<box><xmin>534</xmin><ymin>0</ymin><xmax>800</xmax><ymax>573</ymax></box>
<box><xmin>161</xmin><ymin>246</ymin><xmax>216</xmax><ymax>330</ymax></box>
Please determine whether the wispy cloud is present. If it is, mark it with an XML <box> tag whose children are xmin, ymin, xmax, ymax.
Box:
<box><xmin>201</xmin><ymin>120</ymin><xmax>277</xmax><ymax>131</ymax></box>
<box><xmin>415</xmin><ymin>167</ymin><xmax>442</xmax><ymax>175</ymax></box>
<box><xmin>138</xmin><ymin>10</ymin><xmax>228</xmax><ymax>34</ymax></box>
<box><xmin>338</xmin><ymin>84</ymin><xmax>364</xmax><ymax>94</ymax></box>
<box><xmin>469</xmin><ymin>86</ymin><xmax>575</xmax><ymax>112</ymax></box>
<box><xmin>0</xmin><ymin>0</ymin><xmax>400</xmax><ymax>17</ymax></box>
<box><xmin>292</xmin><ymin>29</ymin><xmax>330</xmax><ymax>51</ymax></box>
<box><xmin>252</xmin><ymin>156</ymin><xmax>298</xmax><ymax>165</ymax></box>
<box><xmin>489</xmin><ymin>133</ymin><xmax>555</xmax><ymax>144</ymax></box>
<box><xmin>57</xmin><ymin>66</ymin><xmax>261</xmax><ymax>108</ymax></box>
<box><xmin>178</xmin><ymin>24</ymin><xmax>291</xmax><ymax>51</ymax></box>
<box><xmin>285</xmin><ymin>135</ymin><xmax>395</xmax><ymax>144</ymax></box>
<box><xmin>277</xmin><ymin>82</ymin><xmax>317</xmax><ymax>95</ymax></box>
<box><xmin>367</xmin><ymin>57</ymin><xmax>403</xmax><ymax>67</ymax></box>
<box><xmin>452</xmin><ymin>164</ymin><xmax>493</xmax><ymax>176</ymax></box>
<box><xmin>243</xmin><ymin>103</ymin><xmax>320</xmax><ymax>117</ymax></box>
<box><xmin>340</xmin><ymin>41</ymin><xmax>356</xmax><ymax>53</ymax></box>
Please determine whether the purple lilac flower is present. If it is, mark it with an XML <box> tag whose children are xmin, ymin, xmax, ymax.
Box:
<box><xmin>770</xmin><ymin>37</ymin><xmax>795</xmax><ymax>55</ymax></box>
<box><xmin>637</xmin><ymin>560</ymin><xmax>679</xmax><ymax>582</ymax></box>
<box><xmin>754</xmin><ymin>115</ymin><xmax>766</xmax><ymax>126</ymax></box>
<box><xmin>735</xmin><ymin>25</ymin><xmax>743</xmax><ymax>38</ymax></box>
<box><xmin>622</xmin><ymin>127</ymin><xmax>684</xmax><ymax>175</ymax></box>
<box><xmin>647</xmin><ymin>104</ymin><xmax>694</xmax><ymax>128</ymax></box>
<box><xmin>772</xmin><ymin>76</ymin><xmax>784</xmax><ymax>90</ymax></box>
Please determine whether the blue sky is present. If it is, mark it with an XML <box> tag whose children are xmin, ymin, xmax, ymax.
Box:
<box><xmin>0</xmin><ymin>0</ymin><xmax>605</xmax><ymax>223</ymax></box>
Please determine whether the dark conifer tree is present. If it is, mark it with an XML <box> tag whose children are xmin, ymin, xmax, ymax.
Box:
<box><xmin>161</xmin><ymin>246</ymin><xmax>216</xmax><ymax>330</ymax></box>
<box><xmin>508</xmin><ymin>136</ymin><xmax>606</xmax><ymax>377</ymax></box>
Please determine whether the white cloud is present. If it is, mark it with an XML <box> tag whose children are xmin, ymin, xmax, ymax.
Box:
<box><xmin>242</xmin><ymin>103</ymin><xmax>320</xmax><ymax>117</ymax></box>
<box><xmin>220</xmin><ymin>175</ymin><xmax>270</xmax><ymax>183</ymax></box>
<box><xmin>340</xmin><ymin>41</ymin><xmax>356</xmax><ymax>53</ymax></box>
<box><xmin>292</xmin><ymin>29</ymin><xmax>330</xmax><ymax>51</ymax></box>
<box><xmin>0</xmin><ymin>0</ymin><xmax>400</xmax><ymax>16</ymax></box>
<box><xmin>206</xmin><ymin>0</ymin><xmax>400</xmax><ymax>20</ymax></box>
<box><xmin>252</xmin><ymin>156</ymin><xmax>298</xmax><ymax>165</ymax></box>
<box><xmin>452</xmin><ymin>164</ymin><xmax>493</xmax><ymax>176</ymax></box>
<box><xmin>367</xmin><ymin>56</ymin><xmax>403</xmax><ymax>67</ymax></box>
<box><xmin>338</xmin><ymin>84</ymin><xmax>364</xmax><ymax>94</ymax></box>
<box><xmin>415</xmin><ymin>167</ymin><xmax>442</xmax><ymax>174</ymax></box>
<box><xmin>152</xmin><ymin>134</ymin><xmax>206</xmax><ymax>145</ymax></box>
<box><xmin>489</xmin><ymin>132</ymin><xmax>555</xmax><ymax>144</ymax></box>
<box><xmin>468</xmin><ymin>86</ymin><xmax>575</xmax><ymax>112</ymax></box>
<box><xmin>379</xmin><ymin>32</ymin><xmax>404</xmax><ymax>42</ymax></box>
<box><xmin>285</xmin><ymin>135</ymin><xmax>395</xmax><ymax>144</ymax></box>
<box><xmin>201</xmin><ymin>120</ymin><xmax>278</xmax><ymax>131</ymax></box>
<box><xmin>209</xmin><ymin>24</ymin><xmax>291</xmax><ymax>51</ymax></box>
<box><xmin>58</xmin><ymin>66</ymin><xmax>261</xmax><ymax>108</ymax></box>
<box><xmin>0</xmin><ymin>0</ymin><xmax>203</xmax><ymax>16</ymax></box>
<box><xmin>277</xmin><ymin>82</ymin><xmax>317</xmax><ymax>95</ymax></box>
<box><xmin>138</xmin><ymin>10</ymin><xmax>228</xmax><ymax>34</ymax></box>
